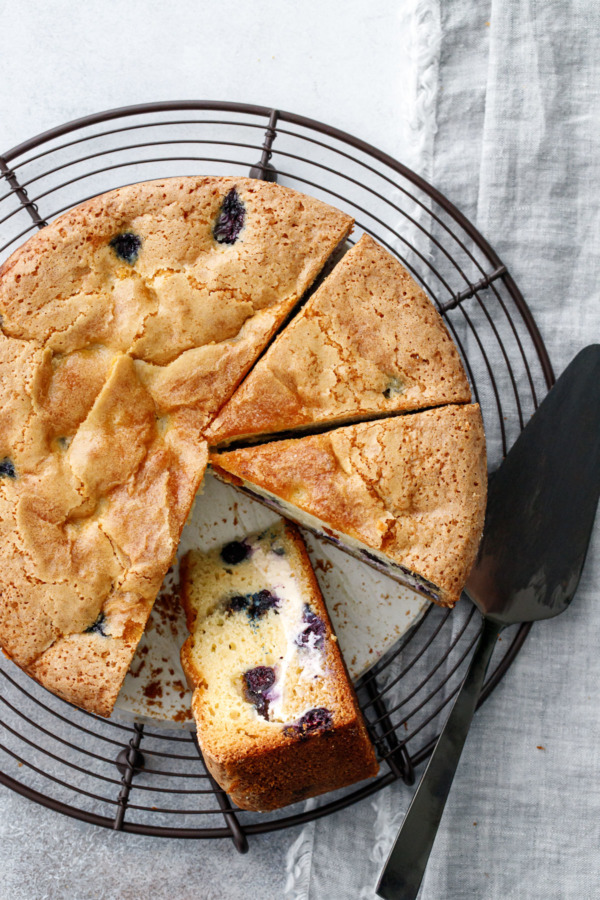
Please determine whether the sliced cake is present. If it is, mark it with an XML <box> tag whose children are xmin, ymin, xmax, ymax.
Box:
<box><xmin>180</xmin><ymin>521</ymin><xmax>379</xmax><ymax>811</ymax></box>
<box><xmin>0</xmin><ymin>176</ymin><xmax>353</xmax><ymax>716</ymax></box>
<box><xmin>207</xmin><ymin>234</ymin><xmax>471</xmax><ymax>445</ymax></box>
<box><xmin>210</xmin><ymin>405</ymin><xmax>487</xmax><ymax>607</ymax></box>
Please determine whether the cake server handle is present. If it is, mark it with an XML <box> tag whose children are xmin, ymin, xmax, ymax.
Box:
<box><xmin>376</xmin><ymin>616</ymin><xmax>501</xmax><ymax>899</ymax></box>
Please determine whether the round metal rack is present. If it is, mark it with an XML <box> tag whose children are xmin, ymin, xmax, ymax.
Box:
<box><xmin>0</xmin><ymin>101</ymin><xmax>554</xmax><ymax>851</ymax></box>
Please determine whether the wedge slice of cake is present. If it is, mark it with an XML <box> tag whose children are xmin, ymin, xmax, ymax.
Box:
<box><xmin>210</xmin><ymin>405</ymin><xmax>487</xmax><ymax>607</ymax></box>
<box><xmin>0</xmin><ymin>177</ymin><xmax>352</xmax><ymax>716</ymax></box>
<box><xmin>180</xmin><ymin>521</ymin><xmax>379</xmax><ymax>811</ymax></box>
<box><xmin>0</xmin><ymin>346</ymin><xmax>208</xmax><ymax>715</ymax></box>
<box><xmin>206</xmin><ymin>234</ymin><xmax>471</xmax><ymax>446</ymax></box>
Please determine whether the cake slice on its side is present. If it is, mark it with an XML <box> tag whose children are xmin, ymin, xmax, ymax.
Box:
<box><xmin>180</xmin><ymin>521</ymin><xmax>378</xmax><ymax>811</ymax></box>
<box><xmin>206</xmin><ymin>234</ymin><xmax>471</xmax><ymax>446</ymax></box>
<box><xmin>210</xmin><ymin>405</ymin><xmax>487</xmax><ymax>608</ymax></box>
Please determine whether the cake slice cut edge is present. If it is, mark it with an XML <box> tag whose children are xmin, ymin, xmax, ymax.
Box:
<box><xmin>206</xmin><ymin>233</ymin><xmax>472</xmax><ymax>447</ymax></box>
<box><xmin>209</xmin><ymin>405</ymin><xmax>487</xmax><ymax>608</ymax></box>
<box><xmin>179</xmin><ymin>520</ymin><xmax>379</xmax><ymax>811</ymax></box>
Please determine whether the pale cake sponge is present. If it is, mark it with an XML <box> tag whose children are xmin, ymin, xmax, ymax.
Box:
<box><xmin>206</xmin><ymin>234</ymin><xmax>471</xmax><ymax>446</ymax></box>
<box><xmin>180</xmin><ymin>521</ymin><xmax>378</xmax><ymax>811</ymax></box>
<box><xmin>0</xmin><ymin>176</ymin><xmax>353</xmax><ymax>716</ymax></box>
<box><xmin>210</xmin><ymin>405</ymin><xmax>487</xmax><ymax>607</ymax></box>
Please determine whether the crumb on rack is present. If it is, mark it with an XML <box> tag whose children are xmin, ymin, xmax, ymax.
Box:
<box><xmin>143</xmin><ymin>680</ymin><xmax>163</xmax><ymax>700</ymax></box>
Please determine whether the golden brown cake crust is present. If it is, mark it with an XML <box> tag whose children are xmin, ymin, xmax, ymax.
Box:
<box><xmin>210</xmin><ymin>405</ymin><xmax>487</xmax><ymax>606</ymax></box>
<box><xmin>200</xmin><ymin>716</ymin><xmax>378</xmax><ymax>812</ymax></box>
<box><xmin>0</xmin><ymin>176</ymin><xmax>352</xmax><ymax>716</ymax></box>
<box><xmin>180</xmin><ymin>521</ymin><xmax>378</xmax><ymax>810</ymax></box>
<box><xmin>0</xmin><ymin>176</ymin><xmax>353</xmax><ymax>430</ymax></box>
<box><xmin>206</xmin><ymin>234</ymin><xmax>471</xmax><ymax>445</ymax></box>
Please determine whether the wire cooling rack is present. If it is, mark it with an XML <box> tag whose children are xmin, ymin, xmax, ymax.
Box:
<box><xmin>0</xmin><ymin>101</ymin><xmax>555</xmax><ymax>851</ymax></box>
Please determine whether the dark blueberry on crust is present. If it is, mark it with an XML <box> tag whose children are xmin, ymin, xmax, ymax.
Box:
<box><xmin>0</xmin><ymin>457</ymin><xmax>16</xmax><ymax>479</ymax></box>
<box><xmin>412</xmin><ymin>582</ymin><xmax>439</xmax><ymax>601</ymax></box>
<box><xmin>213</xmin><ymin>188</ymin><xmax>246</xmax><ymax>244</ymax></box>
<box><xmin>298</xmin><ymin>706</ymin><xmax>333</xmax><ymax>734</ymax></box>
<box><xmin>243</xmin><ymin>666</ymin><xmax>275</xmax><ymax>720</ymax></box>
<box><xmin>109</xmin><ymin>232</ymin><xmax>142</xmax><ymax>264</ymax></box>
<box><xmin>272</xmin><ymin>545</ymin><xmax>286</xmax><ymax>557</ymax></box>
<box><xmin>300</xmin><ymin>707</ymin><xmax>333</xmax><ymax>732</ymax></box>
<box><xmin>283</xmin><ymin>707</ymin><xmax>333</xmax><ymax>739</ymax></box>
<box><xmin>296</xmin><ymin>605</ymin><xmax>326</xmax><ymax>649</ymax></box>
<box><xmin>85</xmin><ymin>612</ymin><xmax>109</xmax><ymax>637</ymax></box>
<box><xmin>359</xmin><ymin>548</ymin><xmax>439</xmax><ymax>600</ymax></box>
<box><xmin>221</xmin><ymin>539</ymin><xmax>251</xmax><ymax>565</ymax></box>
<box><xmin>248</xmin><ymin>589</ymin><xmax>279</xmax><ymax>620</ymax></box>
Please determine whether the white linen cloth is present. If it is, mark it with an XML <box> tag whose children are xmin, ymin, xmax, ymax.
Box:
<box><xmin>284</xmin><ymin>2</ymin><xmax>600</xmax><ymax>897</ymax></box>
<box><xmin>0</xmin><ymin>2</ymin><xmax>598</xmax><ymax>898</ymax></box>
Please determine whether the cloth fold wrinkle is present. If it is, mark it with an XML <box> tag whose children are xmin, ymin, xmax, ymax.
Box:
<box><xmin>287</xmin><ymin>1</ymin><xmax>600</xmax><ymax>898</ymax></box>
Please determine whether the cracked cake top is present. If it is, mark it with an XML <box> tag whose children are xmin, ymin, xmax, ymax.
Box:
<box><xmin>0</xmin><ymin>176</ymin><xmax>353</xmax><ymax>715</ymax></box>
<box><xmin>207</xmin><ymin>234</ymin><xmax>471</xmax><ymax>445</ymax></box>
<box><xmin>210</xmin><ymin>404</ymin><xmax>487</xmax><ymax>607</ymax></box>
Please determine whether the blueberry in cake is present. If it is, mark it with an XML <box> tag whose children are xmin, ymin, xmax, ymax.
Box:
<box><xmin>207</xmin><ymin>234</ymin><xmax>472</xmax><ymax>446</ymax></box>
<box><xmin>220</xmin><ymin>538</ymin><xmax>252</xmax><ymax>565</ymax></box>
<box><xmin>0</xmin><ymin>458</ymin><xmax>16</xmax><ymax>479</ymax></box>
<box><xmin>210</xmin><ymin>405</ymin><xmax>487</xmax><ymax>608</ymax></box>
<box><xmin>0</xmin><ymin>176</ymin><xmax>353</xmax><ymax>716</ymax></box>
<box><xmin>212</xmin><ymin>188</ymin><xmax>246</xmax><ymax>244</ymax></box>
<box><xmin>109</xmin><ymin>231</ymin><xmax>142</xmax><ymax>264</ymax></box>
<box><xmin>179</xmin><ymin>520</ymin><xmax>378</xmax><ymax>811</ymax></box>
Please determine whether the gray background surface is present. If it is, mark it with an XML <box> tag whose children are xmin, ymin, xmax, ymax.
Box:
<box><xmin>1</xmin><ymin>2</ymin><xmax>598</xmax><ymax>898</ymax></box>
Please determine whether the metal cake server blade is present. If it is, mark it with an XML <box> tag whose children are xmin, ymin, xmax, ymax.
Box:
<box><xmin>376</xmin><ymin>344</ymin><xmax>600</xmax><ymax>900</ymax></box>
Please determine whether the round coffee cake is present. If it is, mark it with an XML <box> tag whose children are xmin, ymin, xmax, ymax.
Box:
<box><xmin>0</xmin><ymin>175</ymin><xmax>485</xmax><ymax>718</ymax></box>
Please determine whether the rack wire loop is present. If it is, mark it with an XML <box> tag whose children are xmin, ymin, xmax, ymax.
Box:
<box><xmin>440</xmin><ymin>264</ymin><xmax>508</xmax><ymax>313</ymax></box>
<box><xmin>113</xmin><ymin>724</ymin><xmax>145</xmax><ymax>831</ymax></box>
<box><xmin>0</xmin><ymin>155</ymin><xmax>47</xmax><ymax>227</ymax></box>
<box><xmin>249</xmin><ymin>107</ymin><xmax>279</xmax><ymax>182</ymax></box>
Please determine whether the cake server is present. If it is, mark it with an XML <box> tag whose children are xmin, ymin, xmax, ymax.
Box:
<box><xmin>377</xmin><ymin>343</ymin><xmax>600</xmax><ymax>900</ymax></box>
